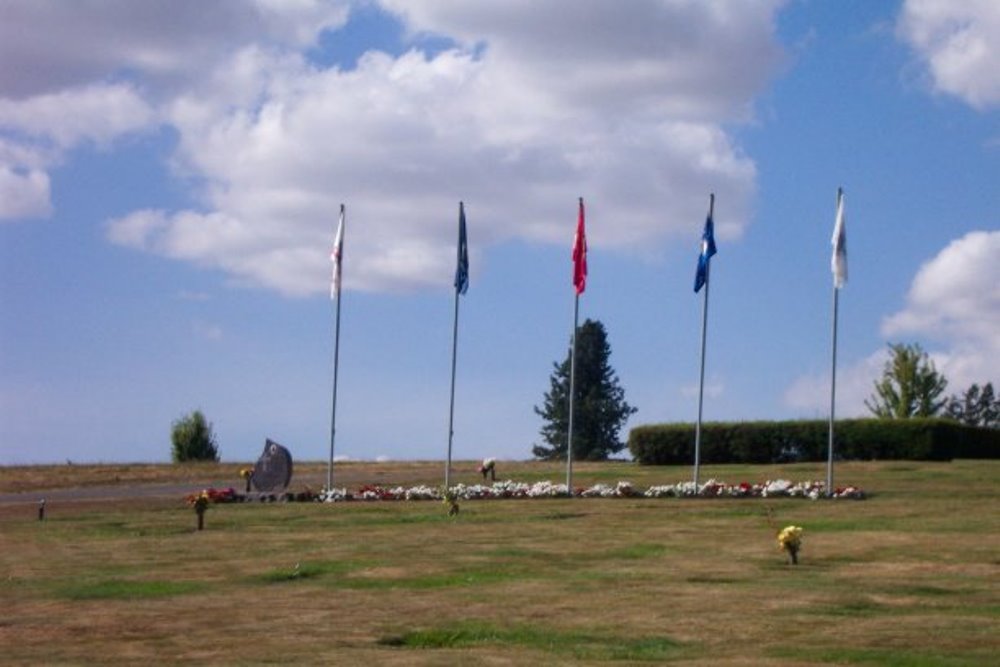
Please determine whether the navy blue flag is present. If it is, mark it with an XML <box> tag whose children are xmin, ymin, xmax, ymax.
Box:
<box><xmin>454</xmin><ymin>202</ymin><xmax>469</xmax><ymax>295</ymax></box>
<box><xmin>693</xmin><ymin>211</ymin><xmax>717</xmax><ymax>293</ymax></box>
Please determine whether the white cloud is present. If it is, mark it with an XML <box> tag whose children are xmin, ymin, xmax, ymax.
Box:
<box><xmin>0</xmin><ymin>82</ymin><xmax>154</xmax><ymax>219</ymax></box>
<box><xmin>882</xmin><ymin>230</ymin><xmax>1000</xmax><ymax>390</ymax></box>
<box><xmin>898</xmin><ymin>0</ymin><xmax>1000</xmax><ymax>110</ymax></box>
<box><xmin>8</xmin><ymin>1</ymin><xmax>785</xmax><ymax>292</ymax></box>
<box><xmin>0</xmin><ymin>0</ymin><xmax>350</xmax><ymax>99</ymax></box>
<box><xmin>0</xmin><ymin>164</ymin><xmax>51</xmax><ymax>220</ymax></box>
<box><xmin>785</xmin><ymin>231</ymin><xmax>1000</xmax><ymax>415</ymax></box>
<box><xmin>0</xmin><ymin>0</ymin><xmax>349</xmax><ymax>222</ymax></box>
<box><xmin>0</xmin><ymin>83</ymin><xmax>154</xmax><ymax>148</ymax></box>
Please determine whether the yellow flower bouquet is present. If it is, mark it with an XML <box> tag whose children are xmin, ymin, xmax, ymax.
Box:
<box><xmin>777</xmin><ymin>525</ymin><xmax>803</xmax><ymax>564</ymax></box>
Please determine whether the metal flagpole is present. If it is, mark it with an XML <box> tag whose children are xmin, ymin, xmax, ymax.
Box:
<box><xmin>827</xmin><ymin>284</ymin><xmax>839</xmax><ymax>494</ymax></box>
<box><xmin>327</xmin><ymin>204</ymin><xmax>345</xmax><ymax>492</ymax></box>
<box><xmin>694</xmin><ymin>268</ymin><xmax>710</xmax><ymax>487</ymax></box>
<box><xmin>567</xmin><ymin>293</ymin><xmax>579</xmax><ymax>494</ymax></box>
<box><xmin>694</xmin><ymin>194</ymin><xmax>715</xmax><ymax>488</ymax></box>
<box><xmin>446</xmin><ymin>202</ymin><xmax>468</xmax><ymax>489</ymax></box>
<box><xmin>827</xmin><ymin>186</ymin><xmax>846</xmax><ymax>495</ymax></box>
<box><xmin>567</xmin><ymin>197</ymin><xmax>586</xmax><ymax>497</ymax></box>
<box><xmin>446</xmin><ymin>286</ymin><xmax>460</xmax><ymax>489</ymax></box>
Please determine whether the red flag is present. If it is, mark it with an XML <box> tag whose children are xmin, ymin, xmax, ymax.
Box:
<box><xmin>573</xmin><ymin>197</ymin><xmax>587</xmax><ymax>295</ymax></box>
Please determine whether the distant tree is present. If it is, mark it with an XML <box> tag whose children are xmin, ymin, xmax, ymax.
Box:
<box><xmin>533</xmin><ymin>319</ymin><xmax>637</xmax><ymax>461</ymax></box>
<box><xmin>171</xmin><ymin>410</ymin><xmax>220</xmax><ymax>462</ymax></box>
<box><xmin>946</xmin><ymin>382</ymin><xmax>999</xmax><ymax>428</ymax></box>
<box><xmin>865</xmin><ymin>343</ymin><xmax>948</xmax><ymax>419</ymax></box>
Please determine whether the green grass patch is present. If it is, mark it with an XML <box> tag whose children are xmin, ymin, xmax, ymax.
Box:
<box><xmin>773</xmin><ymin>646</ymin><xmax>989</xmax><ymax>666</ymax></box>
<box><xmin>337</xmin><ymin>566</ymin><xmax>530</xmax><ymax>590</ymax></box>
<box><xmin>379</xmin><ymin>620</ymin><xmax>686</xmax><ymax>661</ymax></box>
<box><xmin>257</xmin><ymin>559</ymin><xmax>357</xmax><ymax>583</ymax></box>
<box><xmin>814</xmin><ymin>597</ymin><xmax>887</xmax><ymax>617</ymax></box>
<box><xmin>54</xmin><ymin>578</ymin><xmax>204</xmax><ymax>600</ymax></box>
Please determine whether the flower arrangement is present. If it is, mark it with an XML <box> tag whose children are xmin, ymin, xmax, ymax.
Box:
<box><xmin>580</xmin><ymin>481</ymin><xmax>639</xmax><ymax>498</ymax></box>
<box><xmin>303</xmin><ymin>479</ymin><xmax>864</xmax><ymax>503</ymax></box>
<box><xmin>318</xmin><ymin>487</ymin><xmax>349</xmax><ymax>502</ymax></box>
<box><xmin>185</xmin><ymin>487</ymin><xmax>238</xmax><ymax>504</ymax></box>
<box><xmin>188</xmin><ymin>490</ymin><xmax>210</xmax><ymax>530</ymax></box>
<box><xmin>442</xmin><ymin>487</ymin><xmax>460</xmax><ymax>516</ymax></box>
<box><xmin>777</xmin><ymin>525</ymin><xmax>803</xmax><ymax>564</ymax></box>
<box><xmin>186</xmin><ymin>479</ymin><xmax>865</xmax><ymax>505</ymax></box>
<box><xmin>239</xmin><ymin>467</ymin><xmax>254</xmax><ymax>492</ymax></box>
<box><xmin>188</xmin><ymin>490</ymin><xmax>210</xmax><ymax>512</ymax></box>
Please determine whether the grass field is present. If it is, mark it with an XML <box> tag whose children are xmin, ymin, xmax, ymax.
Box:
<box><xmin>1</xmin><ymin>460</ymin><xmax>997</xmax><ymax>665</ymax></box>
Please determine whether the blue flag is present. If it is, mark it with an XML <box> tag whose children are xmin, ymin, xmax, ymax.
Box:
<box><xmin>693</xmin><ymin>210</ymin><xmax>717</xmax><ymax>293</ymax></box>
<box><xmin>454</xmin><ymin>202</ymin><xmax>469</xmax><ymax>295</ymax></box>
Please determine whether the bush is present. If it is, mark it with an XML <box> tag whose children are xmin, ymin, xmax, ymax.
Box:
<box><xmin>171</xmin><ymin>410</ymin><xmax>220</xmax><ymax>462</ymax></box>
<box><xmin>628</xmin><ymin>418</ymin><xmax>1000</xmax><ymax>465</ymax></box>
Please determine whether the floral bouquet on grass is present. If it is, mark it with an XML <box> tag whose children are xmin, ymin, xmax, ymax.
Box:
<box><xmin>188</xmin><ymin>490</ymin><xmax>210</xmax><ymax>530</ymax></box>
<box><xmin>777</xmin><ymin>525</ymin><xmax>803</xmax><ymax>565</ymax></box>
<box><xmin>442</xmin><ymin>487</ymin><xmax>460</xmax><ymax>516</ymax></box>
<box><xmin>188</xmin><ymin>490</ymin><xmax>210</xmax><ymax>513</ymax></box>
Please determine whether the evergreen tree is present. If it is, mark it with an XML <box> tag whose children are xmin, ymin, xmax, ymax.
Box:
<box><xmin>171</xmin><ymin>410</ymin><xmax>220</xmax><ymax>462</ymax></box>
<box><xmin>533</xmin><ymin>319</ymin><xmax>637</xmax><ymax>460</ymax></box>
<box><xmin>946</xmin><ymin>382</ymin><xmax>999</xmax><ymax>428</ymax></box>
<box><xmin>865</xmin><ymin>343</ymin><xmax>948</xmax><ymax>419</ymax></box>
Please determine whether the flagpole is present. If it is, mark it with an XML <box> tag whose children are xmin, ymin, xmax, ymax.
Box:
<box><xmin>567</xmin><ymin>293</ymin><xmax>579</xmax><ymax>495</ymax></box>
<box><xmin>327</xmin><ymin>204</ymin><xmax>345</xmax><ymax>492</ymax></box>
<box><xmin>446</xmin><ymin>284</ymin><xmax>460</xmax><ymax>489</ymax></box>
<box><xmin>827</xmin><ymin>283</ymin><xmax>839</xmax><ymax>494</ymax></box>
<box><xmin>446</xmin><ymin>202</ymin><xmax>468</xmax><ymax>490</ymax></box>
<box><xmin>694</xmin><ymin>193</ymin><xmax>714</xmax><ymax>488</ymax></box>
<box><xmin>827</xmin><ymin>186</ymin><xmax>844</xmax><ymax>495</ymax></box>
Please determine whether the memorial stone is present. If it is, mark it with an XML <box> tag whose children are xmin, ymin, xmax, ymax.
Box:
<box><xmin>252</xmin><ymin>439</ymin><xmax>293</xmax><ymax>493</ymax></box>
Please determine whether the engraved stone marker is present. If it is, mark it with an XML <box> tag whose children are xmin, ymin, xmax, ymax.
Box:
<box><xmin>252</xmin><ymin>439</ymin><xmax>293</xmax><ymax>493</ymax></box>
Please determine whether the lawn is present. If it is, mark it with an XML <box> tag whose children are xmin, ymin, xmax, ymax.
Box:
<box><xmin>1</xmin><ymin>460</ymin><xmax>997</xmax><ymax>665</ymax></box>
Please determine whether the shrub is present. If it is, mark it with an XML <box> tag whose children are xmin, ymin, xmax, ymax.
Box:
<box><xmin>170</xmin><ymin>410</ymin><xmax>220</xmax><ymax>462</ymax></box>
<box><xmin>628</xmin><ymin>418</ymin><xmax>999</xmax><ymax>464</ymax></box>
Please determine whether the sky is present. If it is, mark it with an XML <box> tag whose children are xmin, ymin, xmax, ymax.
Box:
<box><xmin>1</xmin><ymin>0</ymin><xmax>998</xmax><ymax>466</ymax></box>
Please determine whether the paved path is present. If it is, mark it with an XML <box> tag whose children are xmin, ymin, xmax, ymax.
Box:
<box><xmin>0</xmin><ymin>470</ymin><xmax>338</xmax><ymax>506</ymax></box>
<box><xmin>0</xmin><ymin>483</ymin><xmax>214</xmax><ymax>505</ymax></box>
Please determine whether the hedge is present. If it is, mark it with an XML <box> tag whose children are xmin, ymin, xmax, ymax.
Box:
<box><xmin>627</xmin><ymin>418</ymin><xmax>999</xmax><ymax>465</ymax></box>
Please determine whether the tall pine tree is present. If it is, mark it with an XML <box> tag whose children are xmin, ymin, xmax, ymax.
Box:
<box><xmin>533</xmin><ymin>319</ymin><xmax>636</xmax><ymax>460</ymax></box>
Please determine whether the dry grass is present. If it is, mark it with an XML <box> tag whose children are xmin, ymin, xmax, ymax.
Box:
<box><xmin>1</xmin><ymin>460</ymin><xmax>997</xmax><ymax>665</ymax></box>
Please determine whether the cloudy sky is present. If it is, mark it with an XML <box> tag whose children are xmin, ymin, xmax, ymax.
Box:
<box><xmin>1</xmin><ymin>0</ymin><xmax>998</xmax><ymax>465</ymax></box>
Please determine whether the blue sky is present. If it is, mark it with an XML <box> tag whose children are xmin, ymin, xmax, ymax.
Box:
<box><xmin>2</xmin><ymin>1</ymin><xmax>998</xmax><ymax>466</ymax></box>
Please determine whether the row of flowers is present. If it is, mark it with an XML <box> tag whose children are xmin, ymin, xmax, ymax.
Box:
<box><xmin>186</xmin><ymin>479</ymin><xmax>865</xmax><ymax>505</ymax></box>
<box><xmin>316</xmin><ymin>478</ymin><xmax>866</xmax><ymax>503</ymax></box>
<box><xmin>643</xmin><ymin>478</ymin><xmax>865</xmax><ymax>500</ymax></box>
<box><xmin>185</xmin><ymin>487</ymin><xmax>240</xmax><ymax>505</ymax></box>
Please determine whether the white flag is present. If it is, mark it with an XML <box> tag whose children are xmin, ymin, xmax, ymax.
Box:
<box><xmin>331</xmin><ymin>205</ymin><xmax>345</xmax><ymax>299</ymax></box>
<box><xmin>831</xmin><ymin>189</ymin><xmax>847</xmax><ymax>289</ymax></box>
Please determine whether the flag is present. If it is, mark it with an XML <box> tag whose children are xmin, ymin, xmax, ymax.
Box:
<box><xmin>693</xmin><ymin>207</ymin><xmax>717</xmax><ymax>293</ymax></box>
<box><xmin>330</xmin><ymin>204</ymin><xmax>345</xmax><ymax>299</ymax></box>
<box><xmin>573</xmin><ymin>197</ymin><xmax>587</xmax><ymax>295</ymax></box>
<box><xmin>454</xmin><ymin>201</ymin><xmax>469</xmax><ymax>295</ymax></box>
<box><xmin>831</xmin><ymin>188</ymin><xmax>847</xmax><ymax>289</ymax></box>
